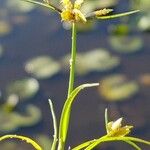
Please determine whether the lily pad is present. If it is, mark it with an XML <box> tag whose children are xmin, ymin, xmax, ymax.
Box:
<box><xmin>138</xmin><ymin>14</ymin><xmax>150</xmax><ymax>31</ymax></box>
<box><xmin>25</xmin><ymin>56</ymin><xmax>61</xmax><ymax>79</ymax></box>
<box><xmin>13</xmin><ymin>105</ymin><xmax>42</xmax><ymax>127</ymax></box>
<box><xmin>109</xmin><ymin>35</ymin><xmax>143</xmax><ymax>54</ymax></box>
<box><xmin>99</xmin><ymin>74</ymin><xmax>139</xmax><ymax>102</ymax></box>
<box><xmin>6</xmin><ymin>0</ymin><xmax>35</xmax><ymax>13</ymax></box>
<box><xmin>0</xmin><ymin>105</ymin><xmax>41</xmax><ymax>133</ymax></box>
<box><xmin>6</xmin><ymin>78</ymin><xmax>39</xmax><ymax>100</ymax></box>
<box><xmin>61</xmin><ymin>49</ymin><xmax>120</xmax><ymax>75</ymax></box>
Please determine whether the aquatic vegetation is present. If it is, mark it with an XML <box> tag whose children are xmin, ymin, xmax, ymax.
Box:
<box><xmin>25</xmin><ymin>56</ymin><xmax>61</xmax><ymax>79</ymax></box>
<box><xmin>138</xmin><ymin>14</ymin><xmax>150</xmax><ymax>31</ymax></box>
<box><xmin>109</xmin><ymin>35</ymin><xmax>143</xmax><ymax>54</ymax></box>
<box><xmin>99</xmin><ymin>74</ymin><xmax>139</xmax><ymax>101</ymax></box>
<box><xmin>130</xmin><ymin>0</ymin><xmax>150</xmax><ymax>31</ymax></box>
<box><xmin>6</xmin><ymin>78</ymin><xmax>39</xmax><ymax>100</ymax></box>
<box><xmin>0</xmin><ymin>104</ymin><xmax>41</xmax><ymax>133</ymax></box>
<box><xmin>0</xmin><ymin>0</ymin><xmax>149</xmax><ymax>150</ymax></box>
<box><xmin>62</xmin><ymin>49</ymin><xmax>120</xmax><ymax>75</ymax></box>
<box><xmin>5</xmin><ymin>0</ymin><xmax>35</xmax><ymax>13</ymax></box>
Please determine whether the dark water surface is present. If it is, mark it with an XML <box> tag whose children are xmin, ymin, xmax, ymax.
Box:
<box><xmin>0</xmin><ymin>1</ymin><xmax>150</xmax><ymax>150</ymax></box>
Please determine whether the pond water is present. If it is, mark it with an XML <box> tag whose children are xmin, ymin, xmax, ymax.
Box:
<box><xmin>0</xmin><ymin>0</ymin><xmax>150</xmax><ymax>149</ymax></box>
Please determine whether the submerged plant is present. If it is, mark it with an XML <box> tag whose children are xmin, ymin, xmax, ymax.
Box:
<box><xmin>0</xmin><ymin>0</ymin><xmax>149</xmax><ymax>150</ymax></box>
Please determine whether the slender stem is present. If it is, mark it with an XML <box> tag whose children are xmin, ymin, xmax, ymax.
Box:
<box><xmin>58</xmin><ymin>23</ymin><xmax>77</xmax><ymax>150</ymax></box>
<box><xmin>67</xmin><ymin>23</ymin><xmax>77</xmax><ymax>98</ymax></box>
<box><xmin>48</xmin><ymin>99</ymin><xmax>58</xmax><ymax>150</ymax></box>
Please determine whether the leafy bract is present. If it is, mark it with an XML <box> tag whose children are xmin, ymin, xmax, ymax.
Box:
<box><xmin>59</xmin><ymin>83</ymin><xmax>99</xmax><ymax>143</ymax></box>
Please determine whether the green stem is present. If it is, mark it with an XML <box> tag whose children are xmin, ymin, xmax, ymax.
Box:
<box><xmin>67</xmin><ymin>23</ymin><xmax>77</xmax><ymax>98</ymax></box>
<box><xmin>58</xmin><ymin>23</ymin><xmax>77</xmax><ymax>150</ymax></box>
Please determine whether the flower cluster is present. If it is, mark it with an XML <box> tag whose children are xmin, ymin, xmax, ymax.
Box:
<box><xmin>106</xmin><ymin>117</ymin><xmax>133</xmax><ymax>137</ymax></box>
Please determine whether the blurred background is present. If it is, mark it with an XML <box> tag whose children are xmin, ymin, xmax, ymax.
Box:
<box><xmin>0</xmin><ymin>0</ymin><xmax>149</xmax><ymax>149</ymax></box>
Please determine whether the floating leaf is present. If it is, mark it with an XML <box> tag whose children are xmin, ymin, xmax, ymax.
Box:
<box><xmin>0</xmin><ymin>105</ymin><xmax>41</xmax><ymax>133</ymax></box>
<box><xmin>6</xmin><ymin>78</ymin><xmax>39</xmax><ymax>100</ymax></box>
<box><xmin>6</xmin><ymin>0</ymin><xmax>35</xmax><ymax>13</ymax></box>
<box><xmin>109</xmin><ymin>36</ymin><xmax>143</xmax><ymax>54</ymax></box>
<box><xmin>138</xmin><ymin>14</ymin><xmax>150</xmax><ymax>31</ymax></box>
<box><xmin>99</xmin><ymin>74</ymin><xmax>139</xmax><ymax>101</ymax></box>
<box><xmin>14</xmin><ymin>105</ymin><xmax>42</xmax><ymax>127</ymax></box>
<box><xmin>108</xmin><ymin>24</ymin><xmax>130</xmax><ymax>35</ymax></box>
<box><xmin>25</xmin><ymin>56</ymin><xmax>61</xmax><ymax>79</ymax></box>
<box><xmin>0</xmin><ymin>111</ymin><xmax>19</xmax><ymax>132</ymax></box>
<box><xmin>61</xmin><ymin>49</ymin><xmax>120</xmax><ymax>75</ymax></box>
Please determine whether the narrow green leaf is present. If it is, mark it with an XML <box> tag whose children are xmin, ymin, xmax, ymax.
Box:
<box><xmin>97</xmin><ymin>10</ymin><xmax>140</xmax><ymax>19</ymax></box>
<box><xmin>72</xmin><ymin>140</ymin><xmax>96</xmax><ymax>150</ymax></box>
<box><xmin>85</xmin><ymin>136</ymin><xmax>150</xmax><ymax>150</ymax></box>
<box><xmin>22</xmin><ymin>0</ymin><xmax>61</xmax><ymax>13</ymax></box>
<box><xmin>123</xmin><ymin>140</ymin><xmax>141</xmax><ymax>150</ymax></box>
<box><xmin>0</xmin><ymin>135</ymin><xmax>42</xmax><ymax>150</ymax></box>
<box><xmin>48</xmin><ymin>99</ymin><xmax>58</xmax><ymax>150</ymax></box>
<box><xmin>59</xmin><ymin>83</ymin><xmax>99</xmax><ymax>143</ymax></box>
<box><xmin>123</xmin><ymin>137</ymin><xmax>150</xmax><ymax>145</ymax></box>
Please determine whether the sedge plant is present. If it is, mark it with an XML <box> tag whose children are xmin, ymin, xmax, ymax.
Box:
<box><xmin>0</xmin><ymin>0</ymin><xmax>150</xmax><ymax>150</ymax></box>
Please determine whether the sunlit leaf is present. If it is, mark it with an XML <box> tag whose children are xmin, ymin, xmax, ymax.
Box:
<box><xmin>138</xmin><ymin>14</ymin><xmax>150</xmax><ymax>31</ymax></box>
<box><xmin>97</xmin><ymin>10</ymin><xmax>140</xmax><ymax>19</ymax></box>
<box><xmin>25</xmin><ymin>56</ymin><xmax>61</xmax><ymax>79</ymax></box>
<box><xmin>22</xmin><ymin>0</ymin><xmax>60</xmax><ymax>13</ymax></box>
<box><xmin>6</xmin><ymin>0</ymin><xmax>35</xmax><ymax>13</ymax></box>
<box><xmin>61</xmin><ymin>49</ymin><xmax>120</xmax><ymax>75</ymax></box>
<box><xmin>109</xmin><ymin>36</ymin><xmax>143</xmax><ymax>53</ymax></box>
<box><xmin>6</xmin><ymin>78</ymin><xmax>39</xmax><ymax>100</ymax></box>
<box><xmin>0</xmin><ymin>135</ymin><xmax>42</xmax><ymax>150</ymax></box>
<box><xmin>0</xmin><ymin>105</ymin><xmax>41</xmax><ymax>132</ymax></box>
<box><xmin>99</xmin><ymin>74</ymin><xmax>139</xmax><ymax>101</ymax></box>
<box><xmin>59</xmin><ymin>83</ymin><xmax>99</xmax><ymax>143</ymax></box>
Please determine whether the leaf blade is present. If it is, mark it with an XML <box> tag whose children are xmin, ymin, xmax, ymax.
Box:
<box><xmin>0</xmin><ymin>135</ymin><xmax>42</xmax><ymax>150</ymax></box>
<box><xmin>59</xmin><ymin>83</ymin><xmax>99</xmax><ymax>143</ymax></box>
<box><xmin>96</xmin><ymin>10</ymin><xmax>140</xmax><ymax>19</ymax></box>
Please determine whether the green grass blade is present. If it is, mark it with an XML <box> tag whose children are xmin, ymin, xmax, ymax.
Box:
<box><xmin>84</xmin><ymin>136</ymin><xmax>150</xmax><ymax>150</ymax></box>
<box><xmin>96</xmin><ymin>10</ymin><xmax>140</xmax><ymax>19</ymax></box>
<box><xmin>123</xmin><ymin>140</ymin><xmax>141</xmax><ymax>150</ymax></box>
<box><xmin>72</xmin><ymin>140</ymin><xmax>96</xmax><ymax>150</ymax></box>
<box><xmin>48</xmin><ymin>99</ymin><xmax>58</xmax><ymax>150</ymax></box>
<box><xmin>123</xmin><ymin>137</ymin><xmax>150</xmax><ymax>145</ymax></box>
<box><xmin>22</xmin><ymin>0</ymin><xmax>60</xmax><ymax>13</ymax></box>
<box><xmin>0</xmin><ymin>135</ymin><xmax>42</xmax><ymax>150</ymax></box>
<box><xmin>59</xmin><ymin>83</ymin><xmax>99</xmax><ymax>144</ymax></box>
